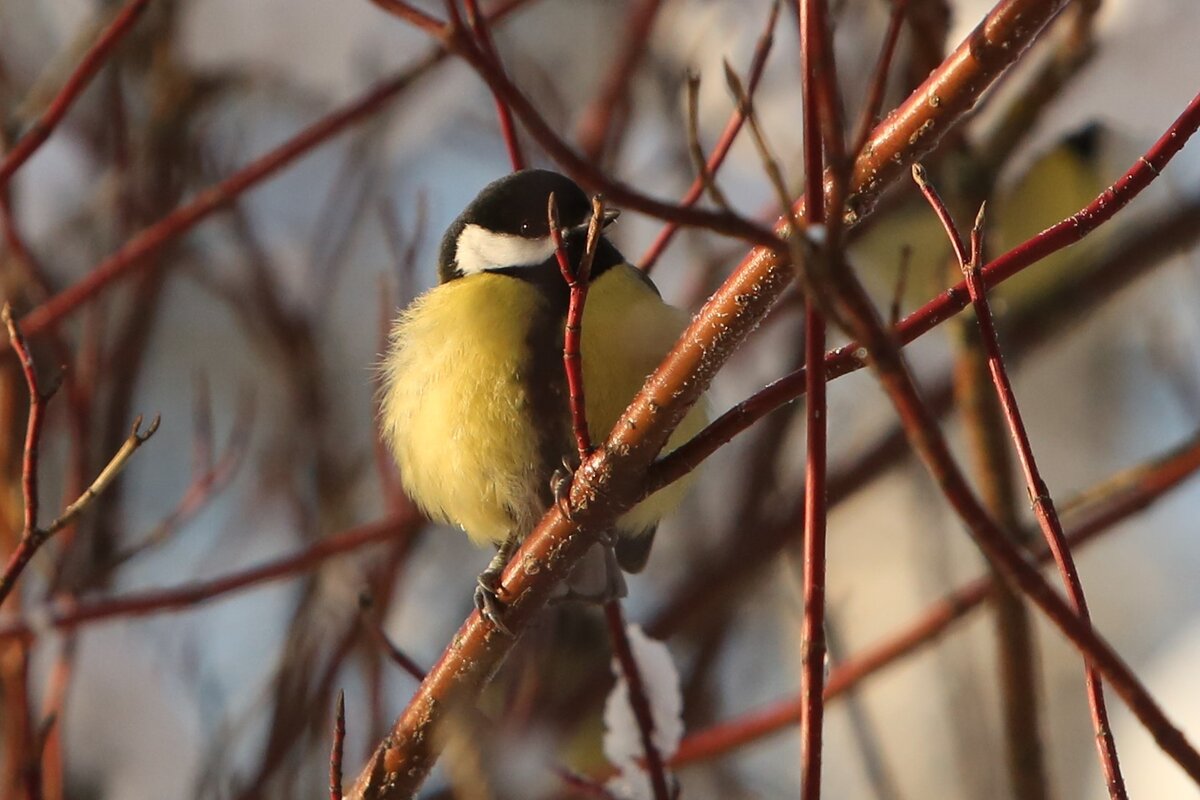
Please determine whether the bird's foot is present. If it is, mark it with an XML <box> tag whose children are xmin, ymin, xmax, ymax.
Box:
<box><xmin>474</xmin><ymin>537</ymin><xmax>518</xmax><ymax>636</ymax></box>
<box><xmin>551</xmin><ymin>457</ymin><xmax>576</xmax><ymax>520</ymax></box>
<box><xmin>474</xmin><ymin>570</ymin><xmax>514</xmax><ymax>636</ymax></box>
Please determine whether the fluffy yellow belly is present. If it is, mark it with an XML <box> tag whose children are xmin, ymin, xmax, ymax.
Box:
<box><xmin>380</xmin><ymin>266</ymin><xmax>705</xmax><ymax>547</ymax></box>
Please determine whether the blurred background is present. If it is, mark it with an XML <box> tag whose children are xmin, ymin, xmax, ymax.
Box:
<box><xmin>1</xmin><ymin>0</ymin><xmax>1199</xmax><ymax>797</ymax></box>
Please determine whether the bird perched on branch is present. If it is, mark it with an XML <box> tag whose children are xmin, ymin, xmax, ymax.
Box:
<box><xmin>380</xmin><ymin>169</ymin><xmax>706</xmax><ymax>631</ymax></box>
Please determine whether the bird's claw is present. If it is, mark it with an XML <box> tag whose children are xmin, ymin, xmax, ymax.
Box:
<box><xmin>551</xmin><ymin>456</ymin><xmax>576</xmax><ymax>520</ymax></box>
<box><xmin>474</xmin><ymin>569</ymin><xmax>514</xmax><ymax>637</ymax></box>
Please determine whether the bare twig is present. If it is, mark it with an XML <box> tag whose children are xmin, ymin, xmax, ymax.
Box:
<box><xmin>684</xmin><ymin>74</ymin><xmax>731</xmax><ymax>212</ymax></box>
<box><xmin>462</xmin><ymin>0</ymin><xmax>526</xmax><ymax>170</ymax></box>
<box><xmin>816</xmin><ymin>212</ymin><xmax>1200</xmax><ymax>784</ymax></box>
<box><xmin>0</xmin><ymin>306</ymin><xmax>159</xmax><ymax>607</ymax></box>
<box><xmin>954</xmin><ymin>201</ymin><xmax>1127</xmax><ymax>797</ymax></box>
<box><xmin>331</xmin><ymin>691</ymin><xmax>346</xmax><ymax>800</ymax></box>
<box><xmin>796</xmin><ymin>1</ymin><xmax>833</xmax><ymax>797</ymax></box>
<box><xmin>574</xmin><ymin>0</ymin><xmax>666</xmax><ymax>162</ymax></box>
<box><xmin>0</xmin><ymin>515</ymin><xmax>415</xmax><ymax>643</ymax></box>
<box><xmin>849</xmin><ymin>0</ymin><xmax>909</xmax><ymax>161</ymax></box>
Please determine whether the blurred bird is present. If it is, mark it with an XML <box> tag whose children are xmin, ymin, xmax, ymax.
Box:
<box><xmin>380</xmin><ymin>170</ymin><xmax>705</xmax><ymax>630</ymax></box>
<box><xmin>850</xmin><ymin>123</ymin><xmax>1135</xmax><ymax>314</ymax></box>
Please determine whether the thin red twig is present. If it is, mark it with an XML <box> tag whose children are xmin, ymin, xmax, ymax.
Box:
<box><xmin>3</xmin><ymin>305</ymin><xmax>51</xmax><ymax>538</ymax></box>
<box><xmin>548</xmin><ymin>193</ymin><xmax>602</xmax><ymax>458</ymax></box>
<box><xmin>0</xmin><ymin>0</ymin><xmax>151</xmax><ymax>190</ymax></box>
<box><xmin>574</xmin><ymin>0</ymin><xmax>666</xmax><ymax>163</ymax></box>
<box><xmin>603</xmin><ymin>602</ymin><xmax>670</xmax><ymax>800</ymax></box>
<box><xmin>797</xmin><ymin>0</ymin><xmax>830</xmax><ymax>796</ymax></box>
<box><xmin>462</xmin><ymin>0</ymin><xmax>526</xmax><ymax>170</ymax></box>
<box><xmin>849</xmin><ymin>0</ymin><xmax>909</xmax><ymax>160</ymax></box>
<box><xmin>331</xmin><ymin>690</ymin><xmax>346</xmax><ymax>800</ymax></box>
<box><xmin>0</xmin><ymin>515</ymin><xmax>415</xmax><ymax>643</ymax></box>
<box><xmin>955</xmin><ymin>201</ymin><xmax>1127</xmax><ymax>797</ymax></box>
<box><xmin>551</xmin><ymin>191</ymin><xmax>666</xmax><ymax>796</ymax></box>
<box><xmin>361</xmin><ymin>603</ymin><xmax>428</xmax><ymax>683</ymax></box>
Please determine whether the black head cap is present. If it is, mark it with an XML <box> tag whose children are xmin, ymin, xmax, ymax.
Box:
<box><xmin>438</xmin><ymin>170</ymin><xmax>595</xmax><ymax>282</ymax></box>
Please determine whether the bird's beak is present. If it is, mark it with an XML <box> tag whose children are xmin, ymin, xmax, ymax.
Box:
<box><xmin>602</xmin><ymin>208</ymin><xmax>621</xmax><ymax>229</ymax></box>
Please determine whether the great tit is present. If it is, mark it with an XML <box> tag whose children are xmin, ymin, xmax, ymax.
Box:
<box><xmin>379</xmin><ymin>169</ymin><xmax>706</xmax><ymax>628</ymax></box>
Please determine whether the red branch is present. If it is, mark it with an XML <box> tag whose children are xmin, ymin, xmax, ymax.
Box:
<box><xmin>574</xmin><ymin>0</ymin><xmax>666</xmax><ymax>163</ymax></box>
<box><xmin>849</xmin><ymin>0</ymin><xmax>909</xmax><ymax>160</ymax></box>
<box><xmin>0</xmin><ymin>305</ymin><xmax>53</xmax><ymax>608</ymax></box>
<box><xmin>823</xmin><ymin>199</ymin><xmax>1200</xmax><ymax>784</ymax></box>
<box><xmin>548</xmin><ymin>193</ymin><xmax>602</xmax><ymax>458</ymax></box>
<box><xmin>0</xmin><ymin>0</ymin><xmax>151</xmax><ymax>190</ymax></box>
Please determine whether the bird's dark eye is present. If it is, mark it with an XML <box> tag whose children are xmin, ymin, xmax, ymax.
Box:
<box><xmin>519</xmin><ymin>221</ymin><xmax>532</xmax><ymax>235</ymax></box>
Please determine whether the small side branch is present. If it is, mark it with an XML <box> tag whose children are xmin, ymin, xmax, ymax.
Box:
<box><xmin>0</xmin><ymin>305</ymin><xmax>158</xmax><ymax>607</ymax></box>
<box><xmin>330</xmin><ymin>691</ymin><xmax>346</xmax><ymax>800</ymax></box>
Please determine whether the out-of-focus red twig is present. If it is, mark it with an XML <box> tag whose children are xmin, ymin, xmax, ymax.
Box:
<box><xmin>361</xmin><ymin>601</ymin><xmax>428</xmax><ymax>683</ymax></box>
<box><xmin>671</xmin><ymin>429</ymin><xmax>1200</xmax><ymax>767</ymax></box>
<box><xmin>548</xmin><ymin>194</ymin><xmax>601</xmax><ymax>458</ymax></box>
<box><xmin>0</xmin><ymin>0</ymin><xmax>151</xmax><ymax>190</ymax></box>
<box><xmin>0</xmin><ymin>514</ymin><xmax>415</xmax><ymax>643</ymax></box>
<box><xmin>574</xmin><ymin>0</ymin><xmax>666</xmax><ymax>164</ymax></box>
<box><xmin>603</xmin><ymin>602</ymin><xmax>670</xmax><ymax>800</ymax></box>
<box><xmin>849</xmin><ymin>0</ymin><xmax>908</xmax><ymax>161</ymax></box>
<box><xmin>462</xmin><ymin>0</ymin><xmax>526</xmax><ymax>170</ymax></box>
<box><xmin>647</xmin><ymin>88</ymin><xmax>1200</xmax><ymax>494</ymax></box>
<box><xmin>945</xmin><ymin>191</ymin><xmax>1126</xmax><ymax>796</ymax></box>
<box><xmin>331</xmin><ymin>690</ymin><xmax>346</xmax><ymax>800</ymax></box>
<box><xmin>639</xmin><ymin>0</ymin><xmax>780</xmax><ymax>273</ymax></box>
<box><xmin>110</xmin><ymin>391</ymin><xmax>252</xmax><ymax>567</ymax></box>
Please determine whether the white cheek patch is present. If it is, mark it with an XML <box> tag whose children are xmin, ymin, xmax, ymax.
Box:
<box><xmin>455</xmin><ymin>223</ymin><xmax>558</xmax><ymax>275</ymax></box>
